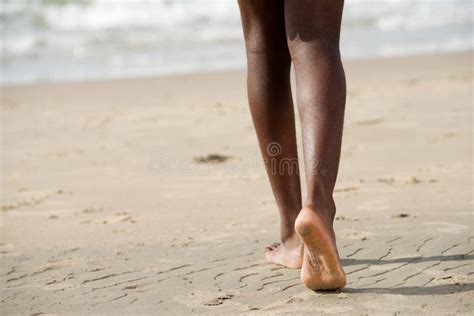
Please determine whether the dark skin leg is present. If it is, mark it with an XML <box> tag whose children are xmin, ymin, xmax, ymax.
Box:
<box><xmin>238</xmin><ymin>0</ymin><xmax>303</xmax><ymax>269</ymax></box>
<box><xmin>286</xmin><ymin>0</ymin><xmax>346</xmax><ymax>289</ymax></box>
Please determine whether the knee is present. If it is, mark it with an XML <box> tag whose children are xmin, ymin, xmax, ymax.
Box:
<box><xmin>244</xmin><ymin>28</ymin><xmax>274</xmax><ymax>56</ymax></box>
<box><xmin>288</xmin><ymin>37</ymin><xmax>341</xmax><ymax>64</ymax></box>
<box><xmin>239</xmin><ymin>10</ymin><xmax>288</xmax><ymax>60</ymax></box>
<box><xmin>284</xmin><ymin>0</ymin><xmax>343</xmax><ymax>61</ymax></box>
<box><xmin>243</xmin><ymin>27</ymin><xmax>289</xmax><ymax>60</ymax></box>
<box><xmin>243</xmin><ymin>32</ymin><xmax>292</xmax><ymax>73</ymax></box>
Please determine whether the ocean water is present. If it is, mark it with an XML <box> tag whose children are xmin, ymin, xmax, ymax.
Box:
<box><xmin>1</xmin><ymin>0</ymin><xmax>472</xmax><ymax>84</ymax></box>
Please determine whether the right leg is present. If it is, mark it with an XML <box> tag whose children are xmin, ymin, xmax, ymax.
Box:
<box><xmin>285</xmin><ymin>0</ymin><xmax>346</xmax><ymax>289</ymax></box>
<box><xmin>238</xmin><ymin>0</ymin><xmax>303</xmax><ymax>268</ymax></box>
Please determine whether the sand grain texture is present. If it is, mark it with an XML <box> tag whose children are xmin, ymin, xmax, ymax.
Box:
<box><xmin>1</xmin><ymin>52</ymin><xmax>473</xmax><ymax>314</ymax></box>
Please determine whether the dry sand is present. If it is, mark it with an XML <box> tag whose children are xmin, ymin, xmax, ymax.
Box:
<box><xmin>1</xmin><ymin>51</ymin><xmax>473</xmax><ymax>314</ymax></box>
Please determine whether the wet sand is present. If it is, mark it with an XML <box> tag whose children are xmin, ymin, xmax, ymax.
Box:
<box><xmin>1</xmin><ymin>51</ymin><xmax>473</xmax><ymax>314</ymax></box>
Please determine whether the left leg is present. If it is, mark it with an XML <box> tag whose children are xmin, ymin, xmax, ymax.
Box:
<box><xmin>238</xmin><ymin>0</ymin><xmax>303</xmax><ymax>268</ymax></box>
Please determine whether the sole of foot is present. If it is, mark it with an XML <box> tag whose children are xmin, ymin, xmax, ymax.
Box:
<box><xmin>295</xmin><ymin>205</ymin><xmax>346</xmax><ymax>290</ymax></box>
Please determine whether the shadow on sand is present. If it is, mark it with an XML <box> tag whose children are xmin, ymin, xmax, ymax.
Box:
<box><xmin>343</xmin><ymin>283</ymin><xmax>474</xmax><ymax>295</ymax></box>
<box><xmin>334</xmin><ymin>253</ymin><xmax>474</xmax><ymax>296</ymax></box>
<box><xmin>341</xmin><ymin>254</ymin><xmax>473</xmax><ymax>266</ymax></box>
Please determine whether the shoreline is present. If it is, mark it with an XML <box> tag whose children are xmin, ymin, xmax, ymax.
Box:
<box><xmin>2</xmin><ymin>49</ymin><xmax>472</xmax><ymax>88</ymax></box>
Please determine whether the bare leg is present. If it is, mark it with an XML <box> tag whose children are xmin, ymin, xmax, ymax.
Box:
<box><xmin>238</xmin><ymin>0</ymin><xmax>303</xmax><ymax>268</ymax></box>
<box><xmin>285</xmin><ymin>0</ymin><xmax>347</xmax><ymax>289</ymax></box>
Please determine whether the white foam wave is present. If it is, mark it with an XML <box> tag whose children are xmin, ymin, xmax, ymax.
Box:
<box><xmin>0</xmin><ymin>0</ymin><xmax>472</xmax><ymax>83</ymax></box>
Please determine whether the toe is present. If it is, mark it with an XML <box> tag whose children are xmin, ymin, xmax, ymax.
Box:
<box><xmin>265</xmin><ymin>248</ymin><xmax>276</xmax><ymax>262</ymax></box>
<box><xmin>265</xmin><ymin>242</ymin><xmax>280</xmax><ymax>251</ymax></box>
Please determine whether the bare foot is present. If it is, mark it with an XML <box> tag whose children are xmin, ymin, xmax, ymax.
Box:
<box><xmin>295</xmin><ymin>205</ymin><xmax>346</xmax><ymax>290</ymax></box>
<box><xmin>265</xmin><ymin>234</ymin><xmax>303</xmax><ymax>269</ymax></box>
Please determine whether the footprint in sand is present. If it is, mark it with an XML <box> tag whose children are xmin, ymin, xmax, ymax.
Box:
<box><xmin>432</xmin><ymin>132</ymin><xmax>459</xmax><ymax>143</ymax></box>
<box><xmin>341</xmin><ymin>144</ymin><xmax>364</xmax><ymax>157</ymax></box>
<box><xmin>173</xmin><ymin>291</ymin><xmax>236</xmax><ymax>308</ymax></box>
<box><xmin>404</xmin><ymin>176</ymin><xmax>437</xmax><ymax>184</ymax></box>
<box><xmin>106</xmin><ymin>212</ymin><xmax>136</xmax><ymax>224</ymax></box>
<box><xmin>341</xmin><ymin>230</ymin><xmax>373</xmax><ymax>241</ymax></box>
<box><xmin>286</xmin><ymin>297</ymin><xmax>304</xmax><ymax>304</ymax></box>
<box><xmin>79</xmin><ymin>209</ymin><xmax>136</xmax><ymax>224</ymax></box>
<box><xmin>2</xmin><ymin>190</ymin><xmax>65</xmax><ymax>212</ymax></box>
<box><xmin>334</xmin><ymin>186</ymin><xmax>359</xmax><ymax>197</ymax></box>
<box><xmin>354</xmin><ymin>118</ymin><xmax>384</xmax><ymax>126</ymax></box>
<box><xmin>422</xmin><ymin>221</ymin><xmax>469</xmax><ymax>234</ymax></box>
<box><xmin>377</xmin><ymin>176</ymin><xmax>437</xmax><ymax>185</ymax></box>
<box><xmin>81</xmin><ymin>207</ymin><xmax>104</xmax><ymax>214</ymax></box>
<box><xmin>377</xmin><ymin>178</ymin><xmax>396</xmax><ymax>185</ymax></box>
<box><xmin>29</xmin><ymin>259</ymin><xmax>76</xmax><ymax>277</ymax></box>
<box><xmin>170</xmin><ymin>237</ymin><xmax>194</xmax><ymax>248</ymax></box>
<box><xmin>0</xmin><ymin>243</ymin><xmax>16</xmax><ymax>255</ymax></box>
<box><xmin>335</xmin><ymin>215</ymin><xmax>360</xmax><ymax>221</ymax></box>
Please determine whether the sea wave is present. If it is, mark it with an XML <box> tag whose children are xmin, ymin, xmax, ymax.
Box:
<box><xmin>1</xmin><ymin>0</ymin><xmax>472</xmax><ymax>84</ymax></box>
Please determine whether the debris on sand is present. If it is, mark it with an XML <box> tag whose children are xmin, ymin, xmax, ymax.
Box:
<box><xmin>82</xmin><ymin>207</ymin><xmax>103</xmax><ymax>214</ymax></box>
<box><xmin>334</xmin><ymin>186</ymin><xmax>358</xmax><ymax>193</ymax></box>
<box><xmin>392</xmin><ymin>213</ymin><xmax>410</xmax><ymax>218</ymax></box>
<box><xmin>203</xmin><ymin>294</ymin><xmax>234</xmax><ymax>306</ymax></box>
<box><xmin>355</xmin><ymin>118</ymin><xmax>384</xmax><ymax>126</ymax></box>
<box><xmin>193</xmin><ymin>154</ymin><xmax>232</xmax><ymax>164</ymax></box>
<box><xmin>406</xmin><ymin>176</ymin><xmax>422</xmax><ymax>184</ymax></box>
<box><xmin>378</xmin><ymin>178</ymin><xmax>395</xmax><ymax>185</ymax></box>
<box><xmin>286</xmin><ymin>297</ymin><xmax>304</xmax><ymax>304</ymax></box>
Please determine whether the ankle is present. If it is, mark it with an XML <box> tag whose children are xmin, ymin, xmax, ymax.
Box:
<box><xmin>279</xmin><ymin>211</ymin><xmax>300</xmax><ymax>243</ymax></box>
<box><xmin>304</xmin><ymin>199</ymin><xmax>336</xmax><ymax>223</ymax></box>
<box><xmin>280</xmin><ymin>230</ymin><xmax>301</xmax><ymax>246</ymax></box>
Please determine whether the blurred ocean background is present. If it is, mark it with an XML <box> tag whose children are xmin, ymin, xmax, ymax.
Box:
<box><xmin>1</xmin><ymin>0</ymin><xmax>472</xmax><ymax>84</ymax></box>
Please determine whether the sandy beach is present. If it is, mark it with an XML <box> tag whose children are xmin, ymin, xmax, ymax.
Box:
<box><xmin>1</xmin><ymin>51</ymin><xmax>473</xmax><ymax>314</ymax></box>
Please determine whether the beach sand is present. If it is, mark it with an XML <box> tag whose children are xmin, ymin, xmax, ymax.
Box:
<box><xmin>1</xmin><ymin>51</ymin><xmax>473</xmax><ymax>314</ymax></box>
